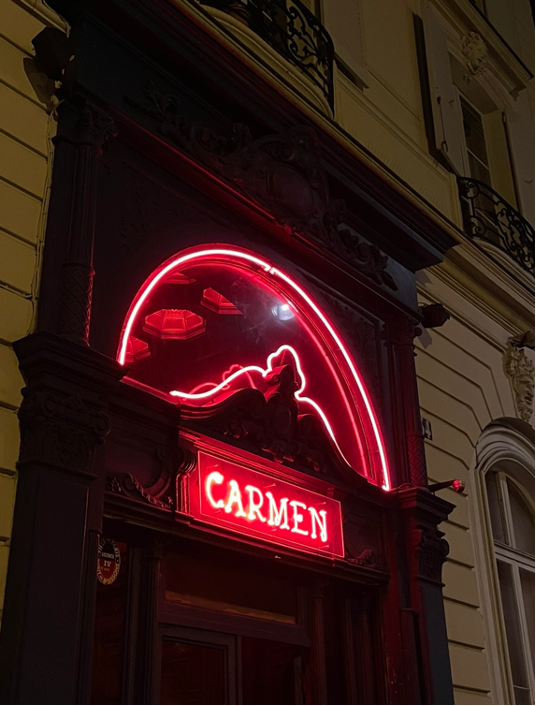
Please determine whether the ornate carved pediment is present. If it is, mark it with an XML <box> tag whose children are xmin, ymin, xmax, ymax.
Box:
<box><xmin>125</xmin><ymin>82</ymin><xmax>396</xmax><ymax>289</ymax></box>
<box><xmin>181</xmin><ymin>362</ymin><xmax>359</xmax><ymax>481</ymax></box>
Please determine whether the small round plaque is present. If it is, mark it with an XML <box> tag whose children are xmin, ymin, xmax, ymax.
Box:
<box><xmin>97</xmin><ymin>537</ymin><xmax>121</xmax><ymax>585</ymax></box>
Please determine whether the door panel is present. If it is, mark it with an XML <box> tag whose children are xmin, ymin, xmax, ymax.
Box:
<box><xmin>159</xmin><ymin>628</ymin><xmax>237</xmax><ymax>705</ymax></box>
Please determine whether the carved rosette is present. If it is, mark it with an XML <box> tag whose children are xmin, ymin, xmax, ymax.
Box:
<box><xmin>504</xmin><ymin>340</ymin><xmax>535</xmax><ymax>423</ymax></box>
<box><xmin>125</xmin><ymin>83</ymin><xmax>397</xmax><ymax>290</ymax></box>
<box><xmin>412</xmin><ymin>526</ymin><xmax>450</xmax><ymax>584</ymax></box>
<box><xmin>18</xmin><ymin>390</ymin><xmax>110</xmax><ymax>474</ymax></box>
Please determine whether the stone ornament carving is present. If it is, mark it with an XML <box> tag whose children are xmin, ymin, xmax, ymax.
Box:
<box><xmin>76</xmin><ymin>101</ymin><xmax>119</xmax><ymax>153</ymax></box>
<box><xmin>504</xmin><ymin>338</ymin><xmax>535</xmax><ymax>423</ymax></box>
<box><xmin>18</xmin><ymin>390</ymin><xmax>110</xmax><ymax>473</ymax></box>
<box><xmin>59</xmin><ymin>263</ymin><xmax>94</xmax><ymax>343</ymax></box>
<box><xmin>106</xmin><ymin>472</ymin><xmax>173</xmax><ymax>510</ymax></box>
<box><xmin>462</xmin><ymin>31</ymin><xmax>488</xmax><ymax>77</ymax></box>
<box><xmin>125</xmin><ymin>82</ymin><xmax>397</xmax><ymax>290</ymax></box>
<box><xmin>412</xmin><ymin>526</ymin><xmax>449</xmax><ymax>584</ymax></box>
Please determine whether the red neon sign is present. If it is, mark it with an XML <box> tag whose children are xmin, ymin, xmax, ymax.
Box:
<box><xmin>118</xmin><ymin>245</ymin><xmax>391</xmax><ymax>490</ymax></box>
<box><xmin>191</xmin><ymin>451</ymin><xmax>344</xmax><ymax>557</ymax></box>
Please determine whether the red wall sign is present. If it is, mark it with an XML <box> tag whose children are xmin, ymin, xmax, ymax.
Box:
<box><xmin>190</xmin><ymin>451</ymin><xmax>344</xmax><ymax>558</ymax></box>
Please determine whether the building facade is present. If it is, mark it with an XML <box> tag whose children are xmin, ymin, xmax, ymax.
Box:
<box><xmin>0</xmin><ymin>0</ymin><xmax>68</xmax><ymax>625</ymax></box>
<box><xmin>0</xmin><ymin>0</ymin><xmax>533</xmax><ymax>704</ymax></box>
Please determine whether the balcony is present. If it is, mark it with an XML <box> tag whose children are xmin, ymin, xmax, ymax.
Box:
<box><xmin>458</xmin><ymin>177</ymin><xmax>535</xmax><ymax>276</ymax></box>
<box><xmin>198</xmin><ymin>0</ymin><xmax>334</xmax><ymax>111</ymax></box>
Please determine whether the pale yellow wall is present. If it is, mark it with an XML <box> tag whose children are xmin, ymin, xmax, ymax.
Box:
<box><xmin>0</xmin><ymin>0</ymin><xmax>67</xmax><ymax>623</ymax></box>
<box><xmin>416</xmin><ymin>257</ymin><xmax>533</xmax><ymax>704</ymax></box>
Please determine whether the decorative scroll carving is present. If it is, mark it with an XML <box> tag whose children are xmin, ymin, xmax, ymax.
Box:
<box><xmin>106</xmin><ymin>472</ymin><xmax>172</xmax><ymax>509</ymax></box>
<box><xmin>181</xmin><ymin>363</ymin><xmax>358</xmax><ymax>479</ymax></box>
<box><xmin>76</xmin><ymin>101</ymin><xmax>118</xmax><ymax>153</ymax></box>
<box><xmin>504</xmin><ymin>339</ymin><xmax>535</xmax><ymax>423</ymax></box>
<box><xmin>18</xmin><ymin>390</ymin><xmax>110</xmax><ymax>473</ymax></box>
<box><xmin>125</xmin><ymin>83</ymin><xmax>396</xmax><ymax>289</ymax></box>
<box><xmin>462</xmin><ymin>31</ymin><xmax>488</xmax><ymax>77</ymax></box>
<box><xmin>412</xmin><ymin>526</ymin><xmax>449</xmax><ymax>584</ymax></box>
<box><xmin>59</xmin><ymin>263</ymin><xmax>94</xmax><ymax>343</ymax></box>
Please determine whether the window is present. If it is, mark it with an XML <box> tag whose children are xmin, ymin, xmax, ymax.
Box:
<box><xmin>486</xmin><ymin>471</ymin><xmax>535</xmax><ymax>705</ymax></box>
<box><xmin>460</xmin><ymin>96</ymin><xmax>491</xmax><ymax>186</ymax></box>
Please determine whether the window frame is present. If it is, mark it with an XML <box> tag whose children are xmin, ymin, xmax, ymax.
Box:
<box><xmin>486</xmin><ymin>470</ymin><xmax>535</xmax><ymax>705</ymax></box>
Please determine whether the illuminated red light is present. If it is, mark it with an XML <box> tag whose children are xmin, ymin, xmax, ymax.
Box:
<box><xmin>124</xmin><ymin>336</ymin><xmax>150</xmax><ymax>364</ymax></box>
<box><xmin>118</xmin><ymin>246</ymin><xmax>391</xmax><ymax>491</ymax></box>
<box><xmin>165</xmin><ymin>272</ymin><xmax>196</xmax><ymax>284</ymax></box>
<box><xmin>170</xmin><ymin>344</ymin><xmax>346</xmax><ymax>463</ymax></box>
<box><xmin>143</xmin><ymin>309</ymin><xmax>206</xmax><ymax>340</ymax></box>
<box><xmin>193</xmin><ymin>451</ymin><xmax>344</xmax><ymax>557</ymax></box>
<box><xmin>201</xmin><ymin>288</ymin><xmax>243</xmax><ymax>315</ymax></box>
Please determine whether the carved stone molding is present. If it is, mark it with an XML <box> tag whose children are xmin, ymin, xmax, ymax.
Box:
<box><xmin>18</xmin><ymin>390</ymin><xmax>110</xmax><ymax>473</ymax></box>
<box><xmin>504</xmin><ymin>339</ymin><xmax>535</xmax><ymax>423</ymax></box>
<box><xmin>125</xmin><ymin>82</ymin><xmax>396</xmax><ymax>289</ymax></box>
<box><xmin>462</xmin><ymin>31</ymin><xmax>488</xmax><ymax>77</ymax></box>
<box><xmin>106</xmin><ymin>472</ymin><xmax>172</xmax><ymax>510</ymax></box>
<box><xmin>412</xmin><ymin>526</ymin><xmax>449</xmax><ymax>584</ymax></box>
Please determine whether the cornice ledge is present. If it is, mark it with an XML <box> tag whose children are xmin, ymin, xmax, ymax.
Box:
<box><xmin>14</xmin><ymin>0</ymin><xmax>69</xmax><ymax>32</ymax></box>
<box><xmin>166</xmin><ymin>0</ymin><xmax>459</xmax><ymax>260</ymax></box>
<box><xmin>433</xmin><ymin>0</ymin><xmax>533</xmax><ymax>90</ymax></box>
<box><xmin>429</xmin><ymin>243</ymin><xmax>534</xmax><ymax>331</ymax></box>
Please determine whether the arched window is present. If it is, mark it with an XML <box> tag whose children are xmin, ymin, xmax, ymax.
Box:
<box><xmin>117</xmin><ymin>245</ymin><xmax>391</xmax><ymax>490</ymax></box>
<box><xmin>485</xmin><ymin>470</ymin><xmax>534</xmax><ymax>704</ymax></box>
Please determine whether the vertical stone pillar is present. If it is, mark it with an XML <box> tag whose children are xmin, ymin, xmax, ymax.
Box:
<box><xmin>0</xmin><ymin>334</ymin><xmax>123</xmax><ymax>704</ymax></box>
<box><xmin>391</xmin><ymin>314</ymin><xmax>428</xmax><ymax>487</ymax></box>
<box><xmin>398</xmin><ymin>488</ymin><xmax>455</xmax><ymax>705</ymax></box>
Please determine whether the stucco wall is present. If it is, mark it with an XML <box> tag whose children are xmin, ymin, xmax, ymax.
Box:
<box><xmin>416</xmin><ymin>256</ymin><xmax>533</xmax><ymax>704</ymax></box>
<box><xmin>0</xmin><ymin>0</ymin><xmax>66</xmax><ymax>622</ymax></box>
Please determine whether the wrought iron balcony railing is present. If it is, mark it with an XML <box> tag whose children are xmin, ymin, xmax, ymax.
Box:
<box><xmin>199</xmin><ymin>0</ymin><xmax>334</xmax><ymax>111</ymax></box>
<box><xmin>458</xmin><ymin>177</ymin><xmax>535</xmax><ymax>276</ymax></box>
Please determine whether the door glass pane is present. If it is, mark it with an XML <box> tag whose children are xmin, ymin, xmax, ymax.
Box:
<box><xmin>486</xmin><ymin>473</ymin><xmax>507</xmax><ymax>544</ymax></box>
<box><xmin>241</xmin><ymin>637</ymin><xmax>303</xmax><ymax>705</ymax></box>
<box><xmin>164</xmin><ymin>549</ymin><xmax>298</xmax><ymax>624</ymax></box>
<box><xmin>520</xmin><ymin>569</ymin><xmax>535</xmax><ymax>665</ymax></box>
<box><xmin>508</xmin><ymin>481</ymin><xmax>535</xmax><ymax>555</ymax></box>
<box><xmin>497</xmin><ymin>561</ymin><xmax>529</xmax><ymax>693</ymax></box>
<box><xmin>160</xmin><ymin>640</ymin><xmax>227</xmax><ymax>705</ymax></box>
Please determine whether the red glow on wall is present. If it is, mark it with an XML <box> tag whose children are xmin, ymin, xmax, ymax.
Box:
<box><xmin>143</xmin><ymin>309</ymin><xmax>206</xmax><ymax>340</ymax></box>
<box><xmin>191</xmin><ymin>451</ymin><xmax>344</xmax><ymax>557</ymax></box>
<box><xmin>125</xmin><ymin>336</ymin><xmax>150</xmax><ymax>364</ymax></box>
<box><xmin>201</xmin><ymin>288</ymin><xmax>243</xmax><ymax>315</ymax></box>
<box><xmin>118</xmin><ymin>245</ymin><xmax>391</xmax><ymax>491</ymax></box>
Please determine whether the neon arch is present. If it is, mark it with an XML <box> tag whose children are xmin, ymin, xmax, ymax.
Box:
<box><xmin>117</xmin><ymin>245</ymin><xmax>391</xmax><ymax>491</ymax></box>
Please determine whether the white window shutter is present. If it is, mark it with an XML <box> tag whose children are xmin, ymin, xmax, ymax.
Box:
<box><xmin>423</xmin><ymin>3</ymin><xmax>465</xmax><ymax>175</ymax></box>
<box><xmin>322</xmin><ymin>0</ymin><xmax>369</xmax><ymax>87</ymax></box>
<box><xmin>506</xmin><ymin>91</ymin><xmax>535</xmax><ymax>226</ymax></box>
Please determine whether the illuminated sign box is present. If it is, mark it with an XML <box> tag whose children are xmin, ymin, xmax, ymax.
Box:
<box><xmin>190</xmin><ymin>451</ymin><xmax>344</xmax><ymax>558</ymax></box>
